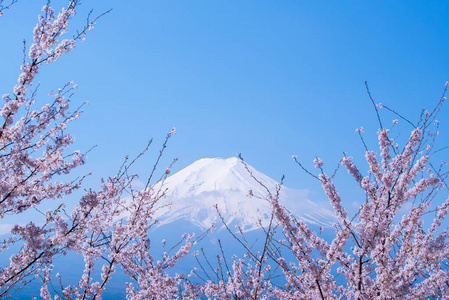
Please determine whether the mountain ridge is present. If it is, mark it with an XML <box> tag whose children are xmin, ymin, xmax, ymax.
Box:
<box><xmin>149</xmin><ymin>157</ymin><xmax>336</xmax><ymax>231</ymax></box>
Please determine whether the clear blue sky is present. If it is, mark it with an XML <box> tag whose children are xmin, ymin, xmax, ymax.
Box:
<box><xmin>0</xmin><ymin>1</ymin><xmax>448</xmax><ymax>209</ymax></box>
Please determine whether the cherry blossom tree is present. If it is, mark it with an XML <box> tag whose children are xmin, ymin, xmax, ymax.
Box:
<box><xmin>0</xmin><ymin>2</ymin><xmax>92</xmax><ymax>295</ymax></box>
<box><xmin>0</xmin><ymin>2</ymin><xmax>196</xmax><ymax>299</ymax></box>
<box><xmin>195</xmin><ymin>86</ymin><xmax>449</xmax><ymax>299</ymax></box>
<box><xmin>266</xmin><ymin>85</ymin><xmax>449</xmax><ymax>299</ymax></box>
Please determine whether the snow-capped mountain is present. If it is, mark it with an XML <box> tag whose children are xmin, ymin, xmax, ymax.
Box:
<box><xmin>150</xmin><ymin>157</ymin><xmax>336</xmax><ymax>231</ymax></box>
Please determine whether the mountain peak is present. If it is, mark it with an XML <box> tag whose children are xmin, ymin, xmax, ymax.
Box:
<box><xmin>150</xmin><ymin>157</ymin><xmax>336</xmax><ymax>231</ymax></box>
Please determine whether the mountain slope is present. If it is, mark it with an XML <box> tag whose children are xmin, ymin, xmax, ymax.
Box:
<box><xmin>150</xmin><ymin>157</ymin><xmax>336</xmax><ymax>231</ymax></box>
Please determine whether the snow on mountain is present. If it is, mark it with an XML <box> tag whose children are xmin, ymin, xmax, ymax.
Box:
<box><xmin>149</xmin><ymin>157</ymin><xmax>336</xmax><ymax>232</ymax></box>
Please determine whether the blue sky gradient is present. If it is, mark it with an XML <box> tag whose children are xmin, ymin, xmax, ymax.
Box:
<box><xmin>1</xmin><ymin>1</ymin><xmax>448</xmax><ymax>210</ymax></box>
